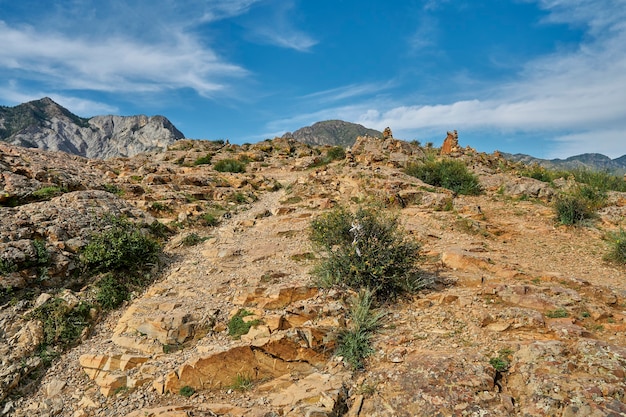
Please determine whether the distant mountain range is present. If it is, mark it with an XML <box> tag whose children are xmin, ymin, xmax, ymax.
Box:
<box><xmin>2</xmin><ymin>100</ymin><xmax>623</xmax><ymax>174</ymax></box>
<box><xmin>502</xmin><ymin>152</ymin><xmax>626</xmax><ymax>175</ymax></box>
<box><xmin>0</xmin><ymin>97</ymin><xmax>184</xmax><ymax>159</ymax></box>
<box><xmin>282</xmin><ymin>120</ymin><xmax>381</xmax><ymax>147</ymax></box>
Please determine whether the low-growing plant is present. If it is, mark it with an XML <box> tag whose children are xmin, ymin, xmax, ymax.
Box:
<box><xmin>0</xmin><ymin>257</ymin><xmax>18</xmax><ymax>274</ymax></box>
<box><xmin>214</xmin><ymin>158</ymin><xmax>246</xmax><ymax>173</ymax></box>
<box><xmin>181</xmin><ymin>233</ymin><xmax>207</xmax><ymax>246</ymax></box>
<box><xmin>29</xmin><ymin>298</ymin><xmax>94</xmax><ymax>348</ymax></box>
<box><xmin>202</xmin><ymin>212</ymin><xmax>220</xmax><ymax>227</ymax></box>
<box><xmin>310</xmin><ymin>206</ymin><xmax>424</xmax><ymax>299</ymax></box>
<box><xmin>227</xmin><ymin>309</ymin><xmax>261</xmax><ymax>339</ymax></box>
<box><xmin>336</xmin><ymin>289</ymin><xmax>385</xmax><ymax>369</ymax></box>
<box><xmin>81</xmin><ymin>217</ymin><xmax>160</xmax><ymax>273</ymax></box>
<box><xmin>228</xmin><ymin>373</ymin><xmax>254</xmax><ymax>391</ymax></box>
<box><xmin>103</xmin><ymin>184</ymin><xmax>123</xmax><ymax>195</ymax></box>
<box><xmin>554</xmin><ymin>192</ymin><xmax>596</xmax><ymax>225</ymax></box>
<box><xmin>546</xmin><ymin>308</ymin><xmax>569</xmax><ymax>318</ymax></box>
<box><xmin>31</xmin><ymin>186</ymin><xmax>65</xmax><ymax>201</ymax></box>
<box><xmin>95</xmin><ymin>274</ymin><xmax>130</xmax><ymax>310</ymax></box>
<box><xmin>32</xmin><ymin>239</ymin><xmax>50</xmax><ymax>266</ymax></box>
<box><xmin>193</xmin><ymin>154</ymin><xmax>213</xmax><ymax>166</ymax></box>
<box><xmin>150</xmin><ymin>201</ymin><xmax>170</xmax><ymax>212</ymax></box>
<box><xmin>179</xmin><ymin>386</ymin><xmax>195</xmax><ymax>397</ymax></box>
<box><xmin>405</xmin><ymin>159</ymin><xmax>481</xmax><ymax>195</ymax></box>
<box><xmin>605</xmin><ymin>229</ymin><xmax>626</xmax><ymax>265</ymax></box>
<box><xmin>489</xmin><ymin>357</ymin><xmax>509</xmax><ymax>372</ymax></box>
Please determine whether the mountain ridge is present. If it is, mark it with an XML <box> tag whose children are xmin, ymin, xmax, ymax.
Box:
<box><xmin>0</xmin><ymin>97</ymin><xmax>184</xmax><ymax>159</ymax></box>
<box><xmin>282</xmin><ymin>119</ymin><xmax>382</xmax><ymax>147</ymax></box>
<box><xmin>502</xmin><ymin>151</ymin><xmax>626</xmax><ymax>174</ymax></box>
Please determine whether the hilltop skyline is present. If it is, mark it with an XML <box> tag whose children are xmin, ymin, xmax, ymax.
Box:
<box><xmin>1</xmin><ymin>0</ymin><xmax>625</xmax><ymax>158</ymax></box>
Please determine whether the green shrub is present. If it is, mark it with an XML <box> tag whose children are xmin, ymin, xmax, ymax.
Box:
<box><xmin>202</xmin><ymin>212</ymin><xmax>220</xmax><ymax>227</ymax></box>
<box><xmin>181</xmin><ymin>233</ymin><xmax>207</xmax><ymax>246</ymax></box>
<box><xmin>554</xmin><ymin>192</ymin><xmax>596</xmax><ymax>225</ymax></box>
<box><xmin>405</xmin><ymin>159</ymin><xmax>481</xmax><ymax>195</ymax></box>
<box><xmin>32</xmin><ymin>239</ymin><xmax>50</xmax><ymax>266</ymax></box>
<box><xmin>605</xmin><ymin>229</ymin><xmax>626</xmax><ymax>264</ymax></box>
<box><xmin>179</xmin><ymin>386</ymin><xmax>195</xmax><ymax>397</ymax></box>
<box><xmin>518</xmin><ymin>165</ymin><xmax>568</xmax><ymax>183</ymax></box>
<box><xmin>103</xmin><ymin>184</ymin><xmax>123</xmax><ymax>195</ymax></box>
<box><xmin>81</xmin><ymin>217</ymin><xmax>160</xmax><ymax>273</ymax></box>
<box><xmin>95</xmin><ymin>274</ymin><xmax>130</xmax><ymax>310</ymax></box>
<box><xmin>489</xmin><ymin>357</ymin><xmax>509</xmax><ymax>372</ymax></box>
<box><xmin>228</xmin><ymin>309</ymin><xmax>261</xmax><ymax>339</ymax></box>
<box><xmin>193</xmin><ymin>154</ymin><xmax>213</xmax><ymax>166</ymax></box>
<box><xmin>310</xmin><ymin>206</ymin><xmax>424</xmax><ymax>299</ymax></box>
<box><xmin>327</xmin><ymin>146</ymin><xmax>346</xmax><ymax>161</ymax></box>
<box><xmin>214</xmin><ymin>158</ymin><xmax>246</xmax><ymax>173</ymax></box>
<box><xmin>336</xmin><ymin>289</ymin><xmax>385</xmax><ymax>369</ymax></box>
<box><xmin>29</xmin><ymin>298</ymin><xmax>93</xmax><ymax>348</ymax></box>
<box><xmin>31</xmin><ymin>186</ymin><xmax>65</xmax><ymax>201</ymax></box>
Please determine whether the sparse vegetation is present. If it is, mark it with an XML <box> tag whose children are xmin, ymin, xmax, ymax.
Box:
<box><xmin>81</xmin><ymin>217</ymin><xmax>160</xmax><ymax>273</ymax></box>
<box><xmin>336</xmin><ymin>289</ymin><xmax>385</xmax><ymax>369</ymax></box>
<box><xmin>214</xmin><ymin>158</ymin><xmax>246</xmax><ymax>173</ymax></box>
<box><xmin>102</xmin><ymin>184</ymin><xmax>123</xmax><ymax>195</ymax></box>
<box><xmin>181</xmin><ymin>232</ymin><xmax>207</xmax><ymax>246</ymax></box>
<box><xmin>228</xmin><ymin>309</ymin><xmax>261</xmax><ymax>339</ymax></box>
<box><xmin>546</xmin><ymin>308</ymin><xmax>569</xmax><ymax>318</ymax></box>
<box><xmin>554</xmin><ymin>190</ymin><xmax>597</xmax><ymax>226</ymax></box>
<box><xmin>179</xmin><ymin>386</ymin><xmax>195</xmax><ymax>397</ymax></box>
<box><xmin>310</xmin><ymin>206</ymin><xmax>424</xmax><ymax>300</ymax></box>
<box><xmin>193</xmin><ymin>154</ymin><xmax>213</xmax><ymax>166</ymax></box>
<box><xmin>31</xmin><ymin>186</ymin><xmax>66</xmax><ymax>201</ymax></box>
<box><xmin>95</xmin><ymin>273</ymin><xmax>130</xmax><ymax>310</ymax></box>
<box><xmin>202</xmin><ymin>212</ymin><xmax>220</xmax><ymax>227</ymax></box>
<box><xmin>29</xmin><ymin>298</ymin><xmax>94</xmax><ymax>348</ymax></box>
<box><xmin>405</xmin><ymin>159</ymin><xmax>481</xmax><ymax>195</ymax></box>
<box><xmin>228</xmin><ymin>373</ymin><xmax>254</xmax><ymax>391</ymax></box>
<box><xmin>605</xmin><ymin>229</ymin><xmax>626</xmax><ymax>265</ymax></box>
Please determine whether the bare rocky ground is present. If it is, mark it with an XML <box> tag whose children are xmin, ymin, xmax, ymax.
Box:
<box><xmin>1</xmin><ymin>136</ymin><xmax>626</xmax><ymax>416</ymax></box>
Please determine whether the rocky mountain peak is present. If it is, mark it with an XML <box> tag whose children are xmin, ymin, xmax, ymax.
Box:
<box><xmin>0</xmin><ymin>98</ymin><xmax>184</xmax><ymax>159</ymax></box>
<box><xmin>282</xmin><ymin>119</ymin><xmax>382</xmax><ymax>147</ymax></box>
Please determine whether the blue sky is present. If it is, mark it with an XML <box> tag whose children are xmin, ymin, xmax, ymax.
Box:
<box><xmin>1</xmin><ymin>0</ymin><xmax>625</xmax><ymax>159</ymax></box>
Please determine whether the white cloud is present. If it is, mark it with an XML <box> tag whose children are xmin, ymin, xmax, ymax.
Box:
<box><xmin>301</xmin><ymin>82</ymin><xmax>394</xmax><ymax>104</ymax></box>
<box><xmin>0</xmin><ymin>21</ymin><xmax>246</xmax><ymax>97</ymax></box>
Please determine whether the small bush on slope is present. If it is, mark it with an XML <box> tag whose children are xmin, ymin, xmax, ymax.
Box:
<box><xmin>405</xmin><ymin>159</ymin><xmax>481</xmax><ymax>195</ymax></box>
<box><xmin>310</xmin><ymin>206</ymin><xmax>424</xmax><ymax>300</ymax></box>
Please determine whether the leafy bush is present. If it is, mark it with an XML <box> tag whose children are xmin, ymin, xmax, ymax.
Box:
<box><xmin>546</xmin><ymin>308</ymin><xmax>569</xmax><ymax>318</ymax></box>
<box><xmin>214</xmin><ymin>158</ymin><xmax>246</xmax><ymax>173</ymax></box>
<box><xmin>179</xmin><ymin>386</ymin><xmax>195</xmax><ymax>397</ymax></box>
<box><xmin>181</xmin><ymin>233</ymin><xmax>207</xmax><ymax>246</ymax></box>
<box><xmin>30</xmin><ymin>298</ymin><xmax>93</xmax><ymax>348</ymax></box>
<box><xmin>519</xmin><ymin>165</ymin><xmax>567</xmax><ymax>183</ymax></box>
<box><xmin>310</xmin><ymin>206</ymin><xmax>423</xmax><ymax>299</ymax></box>
<box><xmin>193</xmin><ymin>154</ymin><xmax>213</xmax><ymax>166</ymax></box>
<box><xmin>103</xmin><ymin>184</ymin><xmax>123</xmax><ymax>195</ymax></box>
<box><xmin>95</xmin><ymin>274</ymin><xmax>130</xmax><ymax>310</ymax></box>
<box><xmin>405</xmin><ymin>159</ymin><xmax>481</xmax><ymax>195</ymax></box>
<box><xmin>554</xmin><ymin>189</ymin><xmax>597</xmax><ymax>225</ymax></box>
<box><xmin>336</xmin><ymin>289</ymin><xmax>385</xmax><ymax>369</ymax></box>
<box><xmin>228</xmin><ymin>309</ymin><xmax>261</xmax><ymax>339</ymax></box>
<box><xmin>81</xmin><ymin>217</ymin><xmax>160</xmax><ymax>273</ymax></box>
<box><xmin>605</xmin><ymin>229</ymin><xmax>626</xmax><ymax>265</ymax></box>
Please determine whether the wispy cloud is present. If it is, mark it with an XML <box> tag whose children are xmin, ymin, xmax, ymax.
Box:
<box><xmin>301</xmin><ymin>82</ymin><xmax>394</xmax><ymax>103</ymax></box>
<box><xmin>0</xmin><ymin>21</ymin><xmax>246</xmax><ymax>97</ymax></box>
<box><xmin>240</xmin><ymin>0</ymin><xmax>318</xmax><ymax>51</ymax></box>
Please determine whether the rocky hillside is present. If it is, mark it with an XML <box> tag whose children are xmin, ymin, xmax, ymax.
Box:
<box><xmin>0</xmin><ymin>98</ymin><xmax>184</xmax><ymax>159</ymax></box>
<box><xmin>1</xmin><ymin>135</ymin><xmax>626</xmax><ymax>416</ymax></box>
<box><xmin>503</xmin><ymin>152</ymin><xmax>626</xmax><ymax>175</ymax></box>
<box><xmin>282</xmin><ymin>120</ymin><xmax>381</xmax><ymax>147</ymax></box>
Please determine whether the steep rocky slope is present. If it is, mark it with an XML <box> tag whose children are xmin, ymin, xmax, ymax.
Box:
<box><xmin>1</xmin><ymin>136</ymin><xmax>625</xmax><ymax>416</ymax></box>
<box><xmin>0</xmin><ymin>98</ymin><xmax>184</xmax><ymax>159</ymax></box>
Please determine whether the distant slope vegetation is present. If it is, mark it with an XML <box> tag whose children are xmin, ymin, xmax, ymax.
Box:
<box><xmin>503</xmin><ymin>152</ymin><xmax>626</xmax><ymax>175</ymax></box>
<box><xmin>282</xmin><ymin>120</ymin><xmax>381</xmax><ymax>147</ymax></box>
<box><xmin>0</xmin><ymin>97</ymin><xmax>184</xmax><ymax>159</ymax></box>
